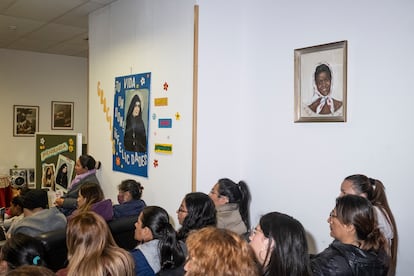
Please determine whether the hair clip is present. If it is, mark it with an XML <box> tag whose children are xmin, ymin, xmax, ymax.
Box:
<box><xmin>33</xmin><ymin>255</ymin><xmax>41</xmax><ymax>265</ymax></box>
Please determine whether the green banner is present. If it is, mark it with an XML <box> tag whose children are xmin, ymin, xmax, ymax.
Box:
<box><xmin>35</xmin><ymin>133</ymin><xmax>82</xmax><ymax>192</ymax></box>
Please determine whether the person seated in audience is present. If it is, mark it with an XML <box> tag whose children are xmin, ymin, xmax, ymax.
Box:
<box><xmin>4</xmin><ymin>196</ymin><xmax>24</xmax><ymax>230</ymax></box>
<box><xmin>113</xmin><ymin>179</ymin><xmax>146</xmax><ymax>218</ymax></box>
<box><xmin>184</xmin><ymin>226</ymin><xmax>259</xmax><ymax>276</ymax></box>
<box><xmin>249</xmin><ymin>212</ymin><xmax>312</xmax><ymax>276</ymax></box>
<box><xmin>6</xmin><ymin>265</ymin><xmax>55</xmax><ymax>276</ymax></box>
<box><xmin>131</xmin><ymin>206</ymin><xmax>185</xmax><ymax>275</ymax></box>
<box><xmin>68</xmin><ymin>182</ymin><xmax>113</xmax><ymax>222</ymax></box>
<box><xmin>54</xmin><ymin>154</ymin><xmax>101</xmax><ymax>216</ymax></box>
<box><xmin>311</xmin><ymin>195</ymin><xmax>390</xmax><ymax>275</ymax></box>
<box><xmin>8</xmin><ymin>189</ymin><xmax>66</xmax><ymax>238</ymax></box>
<box><xmin>208</xmin><ymin>178</ymin><xmax>251</xmax><ymax>235</ymax></box>
<box><xmin>56</xmin><ymin>211</ymin><xmax>134</xmax><ymax>276</ymax></box>
<box><xmin>340</xmin><ymin>174</ymin><xmax>398</xmax><ymax>275</ymax></box>
<box><xmin>157</xmin><ymin>193</ymin><xmax>216</xmax><ymax>276</ymax></box>
<box><xmin>0</xmin><ymin>233</ymin><xmax>48</xmax><ymax>275</ymax></box>
<box><xmin>176</xmin><ymin>192</ymin><xmax>216</xmax><ymax>241</ymax></box>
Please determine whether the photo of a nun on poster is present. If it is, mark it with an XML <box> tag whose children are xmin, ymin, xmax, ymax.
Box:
<box><xmin>113</xmin><ymin>73</ymin><xmax>150</xmax><ymax>177</ymax></box>
<box><xmin>124</xmin><ymin>94</ymin><xmax>147</xmax><ymax>152</ymax></box>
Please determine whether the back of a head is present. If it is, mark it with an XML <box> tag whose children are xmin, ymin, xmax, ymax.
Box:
<box><xmin>141</xmin><ymin>206</ymin><xmax>170</xmax><ymax>238</ymax></box>
<box><xmin>335</xmin><ymin>195</ymin><xmax>386</xmax><ymax>252</ymax></box>
<box><xmin>79</xmin><ymin>182</ymin><xmax>104</xmax><ymax>208</ymax></box>
<box><xmin>119</xmin><ymin>179</ymin><xmax>144</xmax><ymax>200</ymax></box>
<box><xmin>11</xmin><ymin>196</ymin><xmax>24</xmax><ymax>209</ymax></box>
<box><xmin>181</xmin><ymin>192</ymin><xmax>216</xmax><ymax>236</ymax></box>
<box><xmin>22</xmin><ymin>189</ymin><xmax>48</xmax><ymax>210</ymax></box>
<box><xmin>79</xmin><ymin>154</ymin><xmax>99</xmax><ymax>170</ymax></box>
<box><xmin>141</xmin><ymin>206</ymin><xmax>185</xmax><ymax>270</ymax></box>
<box><xmin>218</xmin><ymin>178</ymin><xmax>251</xmax><ymax>229</ymax></box>
<box><xmin>6</xmin><ymin>265</ymin><xmax>55</xmax><ymax>276</ymax></box>
<box><xmin>66</xmin><ymin>211</ymin><xmax>134</xmax><ymax>276</ymax></box>
<box><xmin>1</xmin><ymin>233</ymin><xmax>46</xmax><ymax>270</ymax></box>
<box><xmin>260</xmin><ymin>212</ymin><xmax>311</xmax><ymax>276</ymax></box>
<box><xmin>344</xmin><ymin>174</ymin><xmax>391</xmax><ymax>207</ymax></box>
<box><xmin>186</xmin><ymin>227</ymin><xmax>259</xmax><ymax>276</ymax></box>
<box><xmin>66</xmin><ymin>211</ymin><xmax>113</xmax><ymax>259</ymax></box>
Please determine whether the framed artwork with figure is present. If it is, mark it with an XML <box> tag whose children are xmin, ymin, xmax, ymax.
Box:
<box><xmin>13</xmin><ymin>105</ymin><xmax>39</xmax><ymax>137</ymax></box>
<box><xmin>294</xmin><ymin>40</ymin><xmax>347</xmax><ymax>122</ymax></box>
<box><xmin>52</xmin><ymin>101</ymin><xmax>74</xmax><ymax>130</ymax></box>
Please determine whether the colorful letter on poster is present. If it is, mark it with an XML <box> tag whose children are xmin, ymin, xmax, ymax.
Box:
<box><xmin>113</xmin><ymin>73</ymin><xmax>150</xmax><ymax>177</ymax></box>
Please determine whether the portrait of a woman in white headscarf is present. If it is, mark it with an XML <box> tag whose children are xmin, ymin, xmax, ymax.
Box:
<box><xmin>308</xmin><ymin>63</ymin><xmax>342</xmax><ymax>115</ymax></box>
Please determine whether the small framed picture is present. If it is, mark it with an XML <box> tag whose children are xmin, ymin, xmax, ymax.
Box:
<box><xmin>294</xmin><ymin>40</ymin><xmax>347</xmax><ymax>122</ymax></box>
<box><xmin>27</xmin><ymin>168</ymin><xmax>35</xmax><ymax>189</ymax></box>
<box><xmin>13</xmin><ymin>105</ymin><xmax>39</xmax><ymax>137</ymax></box>
<box><xmin>51</xmin><ymin>101</ymin><xmax>74</xmax><ymax>130</ymax></box>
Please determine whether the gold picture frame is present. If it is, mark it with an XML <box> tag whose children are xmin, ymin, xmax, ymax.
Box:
<box><xmin>294</xmin><ymin>40</ymin><xmax>347</xmax><ymax>122</ymax></box>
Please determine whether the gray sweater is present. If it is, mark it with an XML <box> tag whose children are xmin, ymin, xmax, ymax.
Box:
<box><xmin>10</xmin><ymin>207</ymin><xmax>67</xmax><ymax>237</ymax></box>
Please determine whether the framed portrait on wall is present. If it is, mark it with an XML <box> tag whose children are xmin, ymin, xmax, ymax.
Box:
<box><xmin>27</xmin><ymin>168</ymin><xmax>35</xmax><ymax>189</ymax></box>
<box><xmin>13</xmin><ymin>105</ymin><xmax>39</xmax><ymax>137</ymax></box>
<box><xmin>51</xmin><ymin>101</ymin><xmax>74</xmax><ymax>130</ymax></box>
<box><xmin>294</xmin><ymin>40</ymin><xmax>347</xmax><ymax>122</ymax></box>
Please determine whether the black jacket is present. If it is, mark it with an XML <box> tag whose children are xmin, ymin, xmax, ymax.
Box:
<box><xmin>311</xmin><ymin>240</ymin><xmax>389</xmax><ymax>276</ymax></box>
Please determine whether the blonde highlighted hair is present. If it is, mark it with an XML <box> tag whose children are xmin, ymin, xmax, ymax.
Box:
<box><xmin>66</xmin><ymin>211</ymin><xmax>134</xmax><ymax>276</ymax></box>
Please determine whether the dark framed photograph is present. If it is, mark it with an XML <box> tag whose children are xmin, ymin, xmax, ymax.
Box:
<box><xmin>294</xmin><ymin>40</ymin><xmax>347</xmax><ymax>122</ymax></box>
<box><xmin>27</xmin><ymin>168</ymin><xmax>35</xmax><ymax>189</ymax></box>
<box><xmin>52</xmin><ymin>101</ymin><xmax>74</xmax><ymax>130</ymax></box>
<box><xmin>13</xmin><ymin>105</ymin><xmax>39</xmax><ymax>137</ymax></box>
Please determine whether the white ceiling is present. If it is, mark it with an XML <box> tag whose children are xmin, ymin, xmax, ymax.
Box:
<box><xmin>0</xmin><ymin>0</ymin><xmax>118</xmax><ymax>58</ymax></box>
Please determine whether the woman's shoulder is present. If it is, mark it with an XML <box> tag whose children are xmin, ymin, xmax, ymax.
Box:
<box><xmin>82</xmin><ymin>173</ymin><xmax>99</xmax><ymax>183</ymax></box>
<box><xmin>113</xmin><ymin>199</ymin><xmax>146</xmax><ymax>218</ymax></box>
<box><xmin>311</xmin><ymin>241</ymin><xmax>352</xmax><ymax>275</ymax></box>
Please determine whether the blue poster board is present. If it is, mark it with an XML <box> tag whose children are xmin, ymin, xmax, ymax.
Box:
<box><xmin>113</xmin><ymin>73</ymin><xmax>150</xmax><ymax>177</ymax></box>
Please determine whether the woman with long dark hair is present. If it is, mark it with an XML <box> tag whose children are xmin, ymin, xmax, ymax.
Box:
<box><xmin>209</xmin><ymin>178</ymin><xmax>251</xmax><ymax>235</ymax></box>
<box><xmin>249</xmin><ymin>212</ymin><xmax>312</xmax><ymax>276</ymax></box>
<box><xmin>131</xmin><ymin>206</ymin><xmax>185</xmax><ymax>275</ymax></box>
<box><xmin>55</xmin><ymin>163</ymin><xmax>68</xmax><ymax>189</ymax></box>
<box><xmin>176</xmin><ymin>192</ymin><xmax>216</xmax><ymax>241</ymax></box>
<box><xmin>340</xmin><ymin>174</ymin><xmax>398</xmax><ymax>275</ymax></box>
<box><xmin>311</xmin><ymin>195</ymin><xmax>389</xmax><ymax>275</ymax></box>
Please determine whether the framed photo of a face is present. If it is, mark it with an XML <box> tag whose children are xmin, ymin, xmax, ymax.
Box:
<box><xmin>294</xmin><ymin>40</ymin><xmax>347</xmax><ymax>122</ymax></box>
<box><xmin>52</xmin><ymin>101</ymin><xmax>74</xmax><ymax>130</ymax></box>
<box><xmin>13</xmin><ymin>105</ymin><xmax>39</xmax><ymax>137</ymax></box>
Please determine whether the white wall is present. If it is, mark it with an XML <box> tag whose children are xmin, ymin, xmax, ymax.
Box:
<box><xmin>196</xmin><ymin>0</ymin><xmax>414</xmax><ymax>275</ymax></box>
<box><xmin>88</xmin><ymin>0</ymin><xmax>413</xmax><ymax>274</ymax></box>
<box><xmin>0</xmin><ymin>49</ymin><xmax>88</xmax><ymax>175</ymax></box>
<box><xmin>88</xmin><ymin>0</ymin><xmax>196</xmax><ymax>228</ymax></box>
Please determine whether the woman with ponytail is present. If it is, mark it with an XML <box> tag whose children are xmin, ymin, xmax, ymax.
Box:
<box><xmin>131</xmin><ymin>206</ymin><xmax>185</xmax><ymax>275</ymax></box>
<box><xmin>55</xmin><ymin>154</ymin><xmax>101</xmax><ymax>216</ymax></box>
<box><xmin>311</xmin><ymin>195</ymin><xmax>389</xmax><ymax>275</ymax></box>
<box><xmin>340</xmin><ymin>174</ymin><xmax>398</xmax><ymax>275</ymax></box>
<box><xmin>209</xmin><ymin>178</ymin><xmax>251</xmax><ymax>236</ymax></box>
